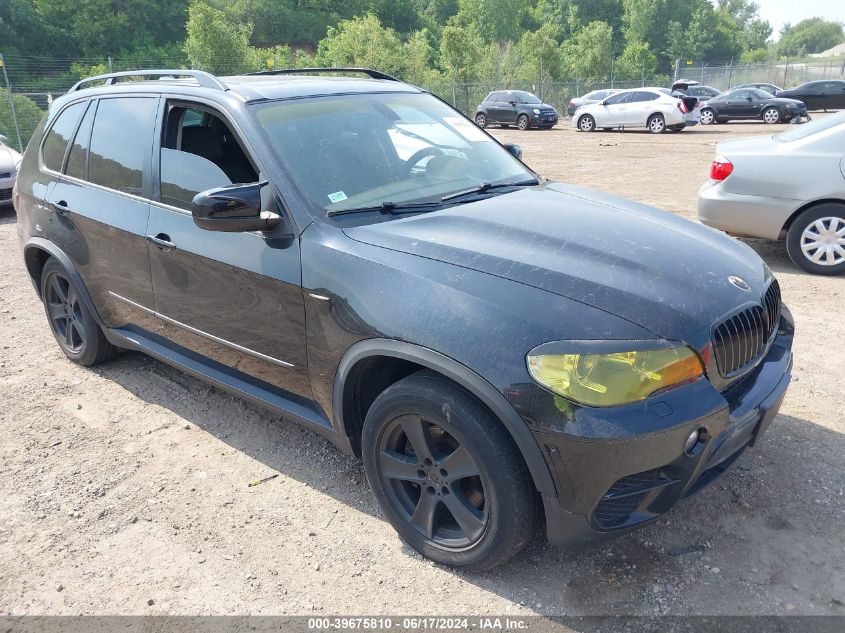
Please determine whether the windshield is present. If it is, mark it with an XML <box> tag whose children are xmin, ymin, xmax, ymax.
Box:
<box><xmin>775</xmin><ymin>111</ymin><xmax>845</xmax><ymax>142</ymax></box>
<box><xmin>250</xmin><ymin>92</ymin><xmax>534</xmax><ymax>215</ymax></box>
<box><xmin>513</xmin><ymin>91</ymin><xmax>541</xmax><ymax>104</ymax></box>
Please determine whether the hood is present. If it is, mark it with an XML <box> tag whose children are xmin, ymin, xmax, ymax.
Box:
<box><xmin>344</xmin><ymin>183</ymin><xmax>772</xmax><ymax>344</ymax></box>
<box><xmin>769</xmin><ymin>97</ymin><xmax>805</xmax><ymax>107</ymax></box>
<box><xmin>0</xmin><ymin>145</ymin><xmax>21</xmax><ymax>170</ymax></box>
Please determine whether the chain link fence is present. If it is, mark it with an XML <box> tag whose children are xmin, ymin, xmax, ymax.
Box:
<box><xmin>2</xmin><ymin>52</ymin><xmax>845</xmax><ymax>152</ymax></box>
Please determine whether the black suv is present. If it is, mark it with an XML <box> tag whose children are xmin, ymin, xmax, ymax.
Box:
<box><xmin>474</xmin><ymin>90</ymin><xmax>558</xmax><ymax>130</ymax></box>
<box><xmin>15</xmin><ymin>68</ymin><xmax>793</xmax><ymax>570</ymax></box>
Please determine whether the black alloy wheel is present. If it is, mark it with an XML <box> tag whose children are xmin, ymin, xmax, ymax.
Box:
<box><xmin>377</xmin><ymin>413</ymin><xmax>489</xmax><ymax>548</ymax></box>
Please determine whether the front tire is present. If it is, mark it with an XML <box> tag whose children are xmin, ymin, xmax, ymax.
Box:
<box><xmin>762</xmin><ymin>107</ymin><xmax>781</xmax><ymax>124</ymax></box>
<box><xmin>517</xmin><ymin>114</ymin><xmax>530</xmax><ymax>131</ymax></box>
<box><xmin>474</xmin><ymin>113</ymin><xmax>487</xmax><ymax>129</ymax></box>
<box><xmin>362</xmin><ymin>370</ymin><xmax>540</xmax><ymax>571</ymax></box>
<box><xmin>647</xmin><ymin>113</ymin><xmax>666</xmax><ymax>134</ymax></box>
<box><xmin>786</xmin><ymin>204</ymin><xmax>845</xmax><ymax>275</ymax></box>
<box><xmin>40</xmin><ymin>258</ymin><xmax>118</xmax><ymax>365</ymax></box>
<box><xmin>578</xmin><ymin>114</ymin><xmax>596</xmax><ymax>132</ymax></box>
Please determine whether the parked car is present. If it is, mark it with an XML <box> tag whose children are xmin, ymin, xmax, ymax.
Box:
<box><xmin>731</xmin><ymin>83</ymin><xmax>783</xmax><ymax>96</ymax></box>
<box><xmin>566</xmin><ymin>89</ymin><xmax>621</xmax><ymax>116</ymax></box>
<box><xmin>776</xmin><ymin>80</ymin><xmax>845</xmax><ymax>111</ymax></box>
<box><xmin>0</xmin><ymin>134</ymin><xmax>22</xmax><ymax>208</ymax></box>
<box><xmin>17</xmin><ymin>67</ymin><xmax>793</xmax><ymax>570</ymax></box>
<box><xmin>474</xmin><ymin>90</ymin><xmax>558</xmax><ymax>130</ymax></box>
<box><xmin>671</xmin><ymin>79</ymin><xmax>722</xmax><ymax>100</ymax></box>
<box><xmin>699</xmin><ymin>88</ymin><xmax>807</xmax><ymax>124</ymax></box>
<box><xmin>699</xmin><ymin>111</ymin><xmax>845</xmax><ymax>275</ymax></box>
<box><xmin>573</xmin><ymin>88</ymin><xmax>697</xmax><ymax>133</ymax></box>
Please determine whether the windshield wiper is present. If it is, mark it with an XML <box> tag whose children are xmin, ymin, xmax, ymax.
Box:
<box><xmin>440</xmin><ymin>178</ymin><xmax>539</xmax><ymax>202</ymax></box>
<box><xmin>327</xmin><ymin>200</ymin><xmax>445</xmax><ymax>217</ymax></box>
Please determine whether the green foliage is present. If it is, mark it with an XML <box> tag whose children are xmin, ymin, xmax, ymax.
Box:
<box><xmin>184</xmin><ymin>0</ymin><xmax>259</xmax><ymax>74</ymax></box>
<box><xmin>614</xmin><ymin>41</ymin><xmax>657</xmax><ymax>78</ymax></box>
<box><xmin>316</xmin><ymin>13</ymin><xmax>405</xmax><ymax>77</ymax></box>
<box><xmin>777</xmin><ymin>18</ymin><xmax>845</xmax><ymax>56</ymax></box>
<box><xmin>0</xmin><ymin>89</ymin><xmax>44</xmax><ymax>149</ymax></box>
<box><xmin>561</xmin><ymin>21</ymin><xmax>614</xmax><ymax>80</ymax></box>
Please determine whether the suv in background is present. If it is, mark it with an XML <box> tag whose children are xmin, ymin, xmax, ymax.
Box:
<box><xmin>474</xmin><ymin>90</ymin><xmax>558</xmax><ymax>130</ymax></box>
<box><xmin>16</xmin><ymin>68</ymin><xmax>793</xmax><ymax>570</ymax></box>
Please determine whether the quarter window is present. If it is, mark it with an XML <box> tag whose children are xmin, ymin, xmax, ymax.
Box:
<box><xmin>88</xmin><ymin>97</ymin><xmax>158</xmax><ymax>195</ymax></box>
<box><xmin>65</xmin><ymin>102</ymin><xmax>96</xmax><ymax>180</ymax></box>
<box><xmin>41</xmin><ymin>101</ymin><xmax>85</xmax><ymax>173</ymax></box>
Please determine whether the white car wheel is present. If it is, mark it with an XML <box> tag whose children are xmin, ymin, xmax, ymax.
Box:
<box><xmin>647</xmin><ymin>114</ymin><xmax>665</xmax><ymax>134</ymax></box>
<box><xmin>786</xmin><ymin>206</ymin><xmax>845</xmax><ymax>275</ymax></box>
<box><xmin>578</xmin><ymin>115</ymin><xmax>595</xmax><ymax>132</ymax></box>
<box><xmin>700</xmin><ymin>109</ymin><xmax>715</xmax><ymax>125</ymax></box>
<box><xmin>475</xmin><ymin>113</ymin><xmax>487</xmax><ymax>128</ymax></box>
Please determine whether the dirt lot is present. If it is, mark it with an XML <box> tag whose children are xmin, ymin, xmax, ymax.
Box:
<box><xmin>1</xmin><ymin>118</ymin><xmax>843</xmax><ymax>617</ymax></box>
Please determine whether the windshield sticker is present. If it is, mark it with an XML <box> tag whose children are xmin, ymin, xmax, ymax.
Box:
<box><xmin>443</xmin><ymin>116</ymin><xmax>491</xmax><ymax>143</ymax></box>
<box><xmin>327</xmin><ymin>191</ymin><xmax>348</xmax><ymax>204</ymax></box>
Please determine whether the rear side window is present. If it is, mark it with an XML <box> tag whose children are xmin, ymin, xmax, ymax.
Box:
<box><xmin>41</xmin><ymin>101</ymin><xmax>85</xmax><ymax>173</ymax></box>
<box><xmin>65</xmin><ymin>102</ymin><xmax>96</xmax><ymax>180</ymax></box>
<box><xmin>630</xmin><ymin>91</ymin><xmax>658</xmax><ymax>103</ymax></box>
<box><xmin>88</xmin><ymin>97</ymin><xmax>158</xmax><ymax>195</ymax></box>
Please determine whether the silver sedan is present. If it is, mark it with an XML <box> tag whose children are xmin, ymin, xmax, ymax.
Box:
<box><xmin>698</xmin><ymin>112</ymin><xmax>845</xmax><ymax>275</ymax></box>
<box><xmin>0</xmin><ymin>134</ymin><xmax>22</xmax><ymax>208</ymax></box>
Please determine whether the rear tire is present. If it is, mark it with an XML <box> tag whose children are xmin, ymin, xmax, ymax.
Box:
<box><xmin>647</xmin><ymin>113</ymin><xmax>666</xmax><ymax>134</ymax></box>
<box><xmin>362</xmin><ymin>370</ymin><xmax>540</xmax><ymax>571</ymax></box>
<box><xmin>700</xmin><ymin>108</ymin><xmax>715</xmax><ymax>125</ymax></box>
<box><xmin>578</xmin><ymin>114</ymin><xmax>596</xmax><ymax>132</ymax></box>
<box><xmin>517</xmin><ymin>114</ymin><xmax>530</xmax><ymax>131</ymax></box>
<box><xmin>40</xmin><ymin>258</ymin><xmax>118</xmax><ymax>366</ymax></box>
<box><xmin>474</xmin><ymin>113</ymin><xmax>487</xmax><ymax>129</ymax></box>
<box><xmin>785</xmin><ymin>204</ymin><xmax>845</xmax><ymax>275</ymax></box>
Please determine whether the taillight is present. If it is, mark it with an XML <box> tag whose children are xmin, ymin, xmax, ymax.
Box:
<box><xmin>568</xmin><ymin>100</ymin><xmax>573</xmax><ymax>108</ymax></box>
<box><xmin>710</xmin><ymin>154</ymin><xmax>734</xmax><ymax>181</ymax></box>
<box><xmin>678</xmin><ymin>100</ymin><xmax>689</xmax><ymax>114</ymax></box>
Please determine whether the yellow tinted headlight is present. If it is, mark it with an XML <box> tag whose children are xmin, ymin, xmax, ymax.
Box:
<box><xmin>527</xmin><ymin>346</ymin><xmax>704</xmax><ymax>407</ymax></box>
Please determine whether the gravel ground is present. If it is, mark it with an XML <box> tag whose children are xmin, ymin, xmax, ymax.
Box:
<box><xmin>1</xmin><ymin>117</ymin><xmax>843</xmax><ymax>617</ymax></box>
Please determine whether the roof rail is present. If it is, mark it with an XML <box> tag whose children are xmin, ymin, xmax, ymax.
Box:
<box><xmin>244</xmin><ymin>67</ymin><xmax>400</xmax><ymax>82</ymax></box>
<box><xmin>69</xmin><ymin>69</ymin><xmax>227</xmax><ymax>93</ymax></box>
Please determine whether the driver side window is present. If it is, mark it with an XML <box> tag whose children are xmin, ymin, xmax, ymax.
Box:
<box><xmin>605</xmin><ymin>92</ymin><xmax>631</xmax><ymax>105</ymax></box>
<box><xmin>159</xmin><ymin>104</ymin><xmax>258</xmax><ymax>211</ymax></box>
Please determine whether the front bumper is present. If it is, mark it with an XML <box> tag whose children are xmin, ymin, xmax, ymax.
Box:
<box><xmin>536</xmin><ymin>314</ymin><xmax>793</xmax><ymax>549</ymax></box>
<box><xmin>0</xmin><ymin>175</ymin><xmax>15</xmax><ymax>207</ymax></box>
<box><xmin>533</xmin><ymin>113</ymin><xmax>558</xmax><ymax>127</ymax></box>
<box><xmin>698</xmin><ymin>180</ymin><xmax>797</xmax><ymax>240</ymax></box>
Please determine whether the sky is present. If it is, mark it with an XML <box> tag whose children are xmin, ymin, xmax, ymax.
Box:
<box><xmin>755</xmin><ymin>0</ymin><xmax>845</xmax><ymax>37</ymax></box>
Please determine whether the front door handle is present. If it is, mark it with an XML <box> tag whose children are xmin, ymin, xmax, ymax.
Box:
<box><xmin>146</xmin><ymin>233</ymin><xmax>176</xmax><ymax>251</ymax></box>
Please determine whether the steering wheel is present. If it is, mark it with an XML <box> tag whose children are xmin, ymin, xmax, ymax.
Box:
<box><xmin>403</xmin><ymin>147</ymin><xmax>444</xmax><ymax>175</ymax></box>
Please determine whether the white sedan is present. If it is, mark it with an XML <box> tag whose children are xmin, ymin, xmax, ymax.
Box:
<box><xmin>698</xmin><ymin>112</ymin><xmax>845</xmax><ymax>275</ymax></box>
<box><xmin>571</xmin><ymin>88</ymin><xmax>698</xmax><ymax>133</ymax></box>
<box><xmin>0</xmin><ymin>134</ymin><xmax>22</xmax><ymax>209</ymax></box>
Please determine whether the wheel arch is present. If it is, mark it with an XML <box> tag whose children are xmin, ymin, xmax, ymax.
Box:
<box><xmin>23</xmin><ymin>237</ymin><xmax>107</xmax><ymax>329</ymax></box>
<box><xmin>332</xmin><ymin>338</ymin><xmax>557</xmax><ymax>498</ymax></box>
<box><xmin>780</xmin><ymin>198</ymin><xmax>845</xmax><ymax>236</ymax></box>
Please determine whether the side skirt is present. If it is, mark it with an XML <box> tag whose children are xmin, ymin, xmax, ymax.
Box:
<box><xmin>105</xmin><ymin>326</ymin><xmax>354</xmax><ymax>455</ymax></box>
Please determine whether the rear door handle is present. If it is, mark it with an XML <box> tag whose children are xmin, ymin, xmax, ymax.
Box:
<box><xmin>146</xmin><ymin>233</ymin><xmax>176</xmax><ymax>251</ymax></box>
<box><xmin>50</xmin><ymin>200</ymin><xmax>70</xmax><ymax>216</ymax></box>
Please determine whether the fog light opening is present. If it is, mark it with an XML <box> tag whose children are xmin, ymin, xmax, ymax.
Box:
<box><xmin>684</xmin><ymin>428</ymin><xmax>707</xmax><ymax>455</ymax></box>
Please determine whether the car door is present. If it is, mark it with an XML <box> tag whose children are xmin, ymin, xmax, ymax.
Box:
<box><xmin>736</xmin><ymin>90</ymin><xmax>759</xmax><ymax>118</ymax></box>
<box><xmin>499</xmin><ymin>92</ymin><xmax>519</xmax><ymax>124</ymax></box>
<box><xmin>146</xmin><ymin>100</ymin><xmax>311</xmax><ymax>400</ymax></box>
<box><xmin>43</xmin><ymin>95</ymin><xmax>161</xmax><ymax>333</ymax></box>
<box><xmin>624</xmin><ymin>91</ymin><xmax>659</xmax><ymax>126</ymax></box>
<box><xmin>598</xmin><ymin>91</ymin><xmax>632</xmax><ymax>126</ymax></box>
<box><xmin>835</xmin><ymin>81</ymin><xmax>845</xmax><ymax>109</ymax></box>
<box><xmin>720</xmin><ymin>90</ymin><xmax>748</xmax><ymax>118</ymax></box>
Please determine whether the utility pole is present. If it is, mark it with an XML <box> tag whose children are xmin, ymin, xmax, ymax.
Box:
<box><xmin>0</xmin><ymin>53</ymin><xmax>24</xmax><ymax>153</ymax></box>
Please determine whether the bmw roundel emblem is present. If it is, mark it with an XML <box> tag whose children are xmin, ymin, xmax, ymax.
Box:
<box><xmin>728</xmin><ymin>275</ymin><xmax>752</xmax><ymax>292</ymax></box>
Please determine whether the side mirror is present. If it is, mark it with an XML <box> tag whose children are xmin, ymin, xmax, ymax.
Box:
<box><xmin>504</xmin><ymin>143</ymin><xmax>522</xmax><ymax>160</ymax></box>
<box><xmin>0</xmin><ymin>134</ymin><xmax>7</xmax><ymax>145</ymax></box>
<box><xmin>746</xmin><ymin>96</ymin><xmax>753</xmax><ymax>102</ymax></box>
<box><xmin>508</xmin><ymin>100</ymin><xmax>517</xmax><ymax>106</ymax></box>
<box><xmin>600</xmin><ymin>99</ymin><xmax>609</xmax><ymax>106</ymax></box>
<box><xmin>192</xmin><ymin>181</ymin><xmax>280</xmax><ymax>233</ymax></box>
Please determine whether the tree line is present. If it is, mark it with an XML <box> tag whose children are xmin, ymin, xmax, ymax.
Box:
<box><xmin>1</xmin><ymin>1</ymin><xmax>844</xmax><ymax>87</ymax></box>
